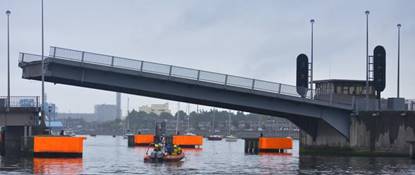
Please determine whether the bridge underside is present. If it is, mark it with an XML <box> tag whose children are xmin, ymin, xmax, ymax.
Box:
<box><xmin>20</xmin><ymin>59</ymin><xmax>352</xmax><ymax>138</ymax></box>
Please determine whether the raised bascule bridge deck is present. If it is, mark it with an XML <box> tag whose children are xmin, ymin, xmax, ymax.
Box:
<box><xmin>18</xmin><ymin>46</ymin><xmax>355</xmax><ymax>139</ymax></box>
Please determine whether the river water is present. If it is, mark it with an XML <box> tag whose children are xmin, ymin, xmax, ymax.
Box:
<box><xmin>1</xmin><ymin>135</ymin><xmax>415</xmax><ymax>174</ymax></box>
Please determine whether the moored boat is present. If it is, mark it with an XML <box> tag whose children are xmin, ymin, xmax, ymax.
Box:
<box><xmin>225</xmin><ymin>135</ymin><xmax>238</xmax><ymax>142</ymax></box>
<box><xmin>207</xmin><ymin>135</ymin><xmax>222</xmax><ymax>141</ymax></box>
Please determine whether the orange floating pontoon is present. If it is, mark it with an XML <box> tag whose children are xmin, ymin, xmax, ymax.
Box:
<box><xmin>173</xmin><ymin>135</ymin><xmax>203</xmax><ymax>148</ymax></box>
<box><xmin>258</xmin><ymin>137</ymin><xmax>293</xmax><ymax>152</ymax></box>
<box><xmin>134</xmin><ymin>134</ymin><xmax>155</xmax><ymax>146</ymax></box>
<box><xmin>33</xmin><ymin>136</ymin><xmax>84</xmax><ymax>157</ymax></box>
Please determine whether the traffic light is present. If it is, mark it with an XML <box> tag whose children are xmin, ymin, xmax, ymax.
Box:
<box><xmin>296</xmin><ymin>54</ymin><xmax>309</xmax><ymax>97</ymax></box>
<box><xmin>373</xmin><ymin>45</ymin><xmax>386</xmax><ymax>92</ymax></box>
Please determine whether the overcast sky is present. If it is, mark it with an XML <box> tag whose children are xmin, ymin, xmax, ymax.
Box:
<box><xmin>0</xmin><ymin>0</ymin><xmax>414</xmax><ymax>116</ymax></box>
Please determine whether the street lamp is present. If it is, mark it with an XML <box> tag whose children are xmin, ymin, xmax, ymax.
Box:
<box><xmin>310</xmin><ymin>19</ymin><xmax>315</xmax><ymax>99</ymax></box>
<box><xmin>40</xmin><ymin>0</ymin><xmax>46</xmax><ymax>130</ymax></box>
<box><xmin>397</xmin><ymin>24</ymin><xmax>401</xmax><ymax>98</ymax></box>
<box><xmin>6</xmin><ymin>10</ymin><xmax>11</xmax><ymax>111</ymax></box>
<box><xmin>365</xmin><ymin>10</ymin><xmax>370</xmax><ymax>110</ymax></box>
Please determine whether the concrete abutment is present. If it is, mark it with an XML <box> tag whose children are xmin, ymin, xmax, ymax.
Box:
<box><xmin>300</xmin><ymin>111</ymin><xmax>415</xmax><ymax>157</ymax></box>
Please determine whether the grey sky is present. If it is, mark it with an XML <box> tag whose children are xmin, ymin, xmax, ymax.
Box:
<box><xmin>0</xmin><ymin>0</ymin><xmax>414</xmax><ymax>115</ymax></box>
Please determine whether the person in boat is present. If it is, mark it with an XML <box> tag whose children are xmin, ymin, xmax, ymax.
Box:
<box><xmin>172</xmin><ymin>145</ymin><xmax>182</xmax><ymax>156</ymax></box>
<box><xmin>172</xmin><ymin>145</ymin><xmax>178</xmax><ymax>156</ymax></box>
<box><xmin>150</xmin><ymin>144</ymin><xmax>165</xmax><ymax>160</ymax></box>
<box><xmin>165</xmin><ymin>142</ymin><xmax>173</xmax><ymax>155</ymax></box>
<box><xmin>177</xmin><ymin>146</ymin><xmax>182</xmax><ymax>154</ymax></box>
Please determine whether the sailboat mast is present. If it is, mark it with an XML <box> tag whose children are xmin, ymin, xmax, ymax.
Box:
<box><xmin>212</xmin><ymin>108</ymin><xmax>216</xmax><ymax>134</ymax></box>
<box><xmin>126</xmin><ymin>97</ymin><xmax>130</xmax><ymax>131</ymax></box>
<box><xmin>227</xmin><ymin>111</ymin><xmax>230</xmax><ymax>136</ymax></box>
<box><xmin>187</xmin><ymin>103</ymin><xmax>190</xmax><ymax>131</ymax></box>
<box><xmin>176</xmin><ymin>102</ymin><xmax>180</xmax><ymax>134</ymax></box>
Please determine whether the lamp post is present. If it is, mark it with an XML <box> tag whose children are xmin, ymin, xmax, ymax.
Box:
<box><xmin>6</xmin><ymin>10</ymin><xmax>11</xmax><ymax>111</ymax></box>
<box><xmin>40</xmin><ymin>0</ymin><xmax>46</xmax><ymax>129</ymax></box>
<box><xmin>397</xmin><ymin>24</ymin><xmax>401</xmax><ymax>98</ymax></box>
<box><xmin>365</xmin><ymin>10</ymin><xmax>370</xmax><ymax>110</ymax></box>
<box><xmin>310</xmin><ymin>19</ymin><xmax>315</xmax><ymax>99</ymax></box>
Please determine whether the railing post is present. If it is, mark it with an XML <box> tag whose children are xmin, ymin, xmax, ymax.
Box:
<box><xmin>352</xmin><ymin>95</ymin><xmax>356</xmax><ymax>111</ymax></box>
<box><xmin>197</xmin><ymin>70</ymin><xmax>201</xmax><ymax>81</ymax></box>
<box><xmin>224</xmin><ymin>75</ymin><xmax>228</xmax><ymax>85</ymax></box>
<box><xmin>81</xmin><ymin>51</ymin><xmax>85</xmax><ymax>62</ymax></box>
<box><xmin>169</xmin><ymin>65</ymin><xmax>173</xmax><ymax>76</ymax></box>
<box><xmin>329</xmin><ymin>92</ymin><xmax>333</xmax><ymax>105</ymax></box>
<box><xmin>21</xmin><ymin>53</ymin><xmax>25</xmax><ymax>63</ymax></box>
<box><xmin>140</xmin><ymin>61</ymin><xmax>144</xmax><ymax>72</ymax></box>
<box><xmin>111</xmin><ymin>56</ymin><xmax>115</xmax><ymax>66</ymax></box>
<box><xmin>251</xmin><ymin>79</ymin><xmax>256</xmax><ymax>90</ymax></box>
<box><xmin>53</xmin><ymin>47</ymin><xmax>57</xmax><ymax>57</ymax></box>
<box><xmin>278</xmin><ymin>84</ymin><xmax>282</xmax><ymax>94</ymax></box>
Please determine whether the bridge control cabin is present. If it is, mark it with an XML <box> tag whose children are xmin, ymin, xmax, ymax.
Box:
<box><xmin>313</xmin><ymin>79</ymin><xmax>377</xmax><ymax>109</ymax></box>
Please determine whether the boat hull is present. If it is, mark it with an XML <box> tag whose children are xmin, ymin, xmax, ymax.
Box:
<box><xmin>144</xmin><ymin>153</ymin><xmax>185</xmax><ymax>163</ymax></box>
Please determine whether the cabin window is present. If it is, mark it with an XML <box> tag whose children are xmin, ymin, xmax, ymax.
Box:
<box><xmin>336</xmin><ymin>86</ymin><xmax>342</xmax><ymax>94</ymax></box>
<box><xmin>356</xmin><ymin>86</ymin><xmax>362</xmax><ymax>95</ymax></box>
<box><xmin>349</xmin><ymin>86</ymin><xmax>355</xmax><ymax>95</ymax></box>
<box><xmin>343</xmin><ymin>86</ymin><xmax>349</xmax><ymax>95</ymax></box>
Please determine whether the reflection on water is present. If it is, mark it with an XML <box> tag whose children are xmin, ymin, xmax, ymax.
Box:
<box><xmin>33</xmin><ymin>158</ymin><xmax>82</xmax><ymax>174</ymax></box>
<box><xmin>0</xmin><ymin>136</ymin><xmax>415</xmax><ymax>174</ymax></box>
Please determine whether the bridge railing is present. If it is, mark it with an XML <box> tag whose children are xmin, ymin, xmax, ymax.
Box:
<box><xmin>0</xmin><ymin>96</ymin><xmax>40</xmax><ymax>109</ymax></box>
<box><xmin>48</xmin><ymin>46</ymin><xmax>314</xmax><ymax>98</ymax></box>
<box><xmin>19</xmin><ymin>47</ymin><xmax>355</xmax><ymax>109</ymax></box>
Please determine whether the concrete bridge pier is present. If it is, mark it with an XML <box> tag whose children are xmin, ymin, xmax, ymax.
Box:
<box><xmin>0</xmin><ymin>108</ymin><xmax>38</xmax><ymax>157</ymax></box>
<box><xmin>300</xmin><ymin>111</ymin><xmax>415</xmax><ymax>157</ymax></box>
<box><xmin>0</xmin><ymin>126</ymin><xmax>33</xmax><ymax>157</ymax></box>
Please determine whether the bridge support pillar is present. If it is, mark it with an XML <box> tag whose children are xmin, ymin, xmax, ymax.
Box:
<box><xmin>300</xmin><ymin>111</ymin><xmax>415</xmax><ymax>157</ymax></box>
<box><xmin>1</xmin><ymin>126</ymin><xmax>27</xmax><ymax>157</ymax></box>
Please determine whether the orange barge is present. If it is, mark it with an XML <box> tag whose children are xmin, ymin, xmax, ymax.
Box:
<box><xmin>128</xmin><ymin>134</ymin><xmax>155</xmax><ymax>147</ymax></box>
<box><xmin>32</xmin><ymin>136</ymin><xmax>84</xmax><ymax>157</ymax></box>
<box><xmin>173</xmin><ymin>135</ymin><xmax>203</xmax><ymax>148</ymax></box>
<box><xmin>245</xmin><ymin>137</ymin><xmax>293</xmax><ymax>154</ymax></box>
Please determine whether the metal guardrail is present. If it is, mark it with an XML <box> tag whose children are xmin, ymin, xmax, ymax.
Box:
<box><xmin>19</xmin><ymin>46</ymin><xmax>357</xmax><ymax>109</ymax></box>
<box><xmin>0</xmin><ymin>96</ymin><xmax>40</xmax><ymax>108</ymax></box>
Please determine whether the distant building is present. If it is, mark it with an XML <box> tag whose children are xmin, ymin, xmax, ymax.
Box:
<box><xmin>57</xmin><ymin>103</ymin><xmax>120</xmax><ymax>123</ymax></box>
<box><xmin>139</xmin><ymin>103</ymin><xmax>171</xmax><ymax>115</ymax></box>
<box><xmin>57</xmin><ymin>113</ymin><xmax>97</xmax><ymax>122</ymax></box>
<box><xmin>95</xmin><ymin>104</ymin><xmax>118</xmax><ymax>122</ymax></box>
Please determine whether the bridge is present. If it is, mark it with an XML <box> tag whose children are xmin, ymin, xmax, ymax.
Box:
<box><xmin>18</xmin><ymin>46</ymin><xmax>355</xmax><ymax>139</ymax></box>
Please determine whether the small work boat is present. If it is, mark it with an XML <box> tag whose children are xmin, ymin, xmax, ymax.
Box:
<box><xmin>144</xmin><ymin>152</ymin><xmax>185</xmax><ymax>163</ymax></box>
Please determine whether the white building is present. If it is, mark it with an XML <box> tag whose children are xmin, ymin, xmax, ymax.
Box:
<box><xmin>139</xmin><ymin>103</ymin><xmax>171</xmax><ymax>115</ymax></box>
